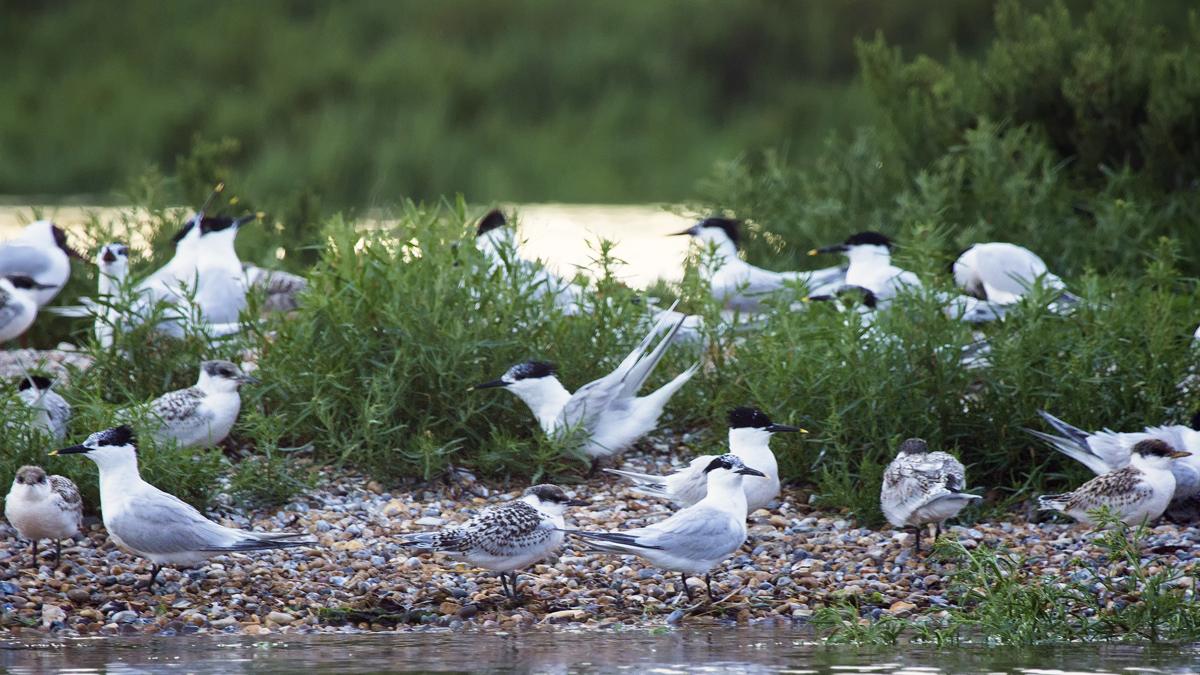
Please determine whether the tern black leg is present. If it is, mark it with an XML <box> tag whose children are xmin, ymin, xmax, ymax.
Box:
<box><xmin>498</xmin><ymin>572</ymin><xmax>511</xmax><ymax>598</ymax></box>
<box><xmin>705</xmin><ymin>573</ymin><xmax>716</xmax><ymax>603</ymax></box>
<box><xmin>509</xmin><ymin>572</ymin><xmax>523</xmax><ymax>601</ymax></box>
<box><xmin>146</xmin><ymin>564</ymin><xmax>162</xmax><ymax>590</ymax></box>
<box><xmin>934</xmin><ymin>522</ymin><xmax>942</xmax><ymax>542</ymax></box>
<box><xmin>679</xmin><ymin>572</ymin><xmax>694</xmax><ymax>603</ymax></box>
<box><xmin>30</xmin><ymin>540</ymin><xmax>39</xmax><ymax>567</ymax></box>
<box><xmin>54</xmin><ymin>539</ymin><xmax>62</xmax><ymax>565</ymax></box>
<box><xmin>912</xmin><ymin>527</ymin><xmax>921</xmax><ymax>556</ymax></box>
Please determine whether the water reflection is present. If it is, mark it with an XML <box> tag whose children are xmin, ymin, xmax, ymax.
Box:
<box><xmin>2</xmin><ymin>628</ymin><xmax>1198</xmax><ymax>674</ymax></box>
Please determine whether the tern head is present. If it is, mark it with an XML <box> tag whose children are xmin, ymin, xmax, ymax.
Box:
<box><xmin>807</xmin><ymin>284</ymin><xmax>878</xmax><ymax>311</ymax></box>
<box><xmin>198</xmin><ymin>360</ymin><xmax>259</xmax><ymax>392</ymax></box>
<box><xmin>522</xmin><ymin>483</ymin><xmax>588</xmax><ymax>515</ymax></box>
<box><xmin>1130</xmin><ymin>438</ymin><xmax>1191</xmax><ymax>470</ymax></box>
<box><xmin>728</xmin><ymin>406</ymin><xmax>805</xmax><ymax>446</ymax></box>
<box><xmin>672</xmin><ymin>217</ymin><xmax>741</xmax><ymax>250</ymax></box>
<box><xmin>52</xmin><ymin>425</ymin><xmax>138</xmax><ymax>471</ymax></box>
<box><xmin>97</xmin><ymin>242</ymin><xmax>130</xmax><ymax>275</ymax></box>
<box><xmin>896</xmin><ymin>438</ymin><xmax>929</xmax><ymax>456</ymax></box>
<box><xmin>9</xmin><ymin>465</ymin><xmax>52</xmax><ymax>500</ymax></box>
<box><xmin>476</xmin><ymin>209</ymin><xmax>508</xmax><ymax>238</ymax></box>
<box><xmin>17</xmin><ymin>375</ymin><xmax>54</xmax><ymax>392</ymax></box>
<box><xmin>810</xmin><ymin>231</ymin><xmax>894</xmax><ymax>262</ymax></box>
<box><xmin>704</xmin><ymin>453</ymin><xmax>767</xmax><ymax>479</ymax></box>
<box><xmin>473</xmin><ymin>361</ymin><xmax>558</xmax><ymax>392</ymax></box>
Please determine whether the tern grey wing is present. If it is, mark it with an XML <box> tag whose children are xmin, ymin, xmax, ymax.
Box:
<box><xmin>244</xmin><ymin>265</ymin><xmax>307</xmax><ymax>312</ymax></box>
<box><xmin>619</xmin><ymin>313</ymin><xmax>688</xmax><ymax>398</ymax></box>
<box><xmin>0</xmin><ymin>244</ymin><xmax>54</xmax><ymax>281</ymax></box>
<box><xmin>107</xmin><ymin>493</ymin><xmax>236</xmax><ymax>554</ymax></box>
<box><xmin>149</xmin><ymin>388</ymin><xmax>207</xmax><ymax>423</ymax></box>
<box><xmin>558</xmin><ymin>378</ymin><xmax>622</xmax><ymax>435</ymax></box>
<box><xmin>1059</xmin><ymin>466</ymin><xmax>1153</xmax><ymax>512</ymax></box>
<box><xmin>637</xmin><ymin>505</ymin><xmax>744</xmax><ymax>559</ymax></box>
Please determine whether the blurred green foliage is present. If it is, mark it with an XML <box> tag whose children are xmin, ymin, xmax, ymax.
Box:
<box><xmin>0</xmin><ymin>0</ymin><xmax>1013</xmax><ymax>204</ymax></box>
<box><xmin>701</xmin><ymin>0</ymin><xmax>1200</xmax><ymax>276</ymax></box>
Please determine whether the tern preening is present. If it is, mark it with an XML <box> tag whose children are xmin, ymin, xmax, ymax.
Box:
<box><xmin>566</xmin><ymin>454</ymin><xmax>763</xmax><ymax>603</ymax></box>
<box><xmin>14</xmin><ymin>375</ymin><xmax>71</xmax><ymax>442</ymax></box>
<box><xmin>881</xmin><ymin>438</ymin><xmax>981</xmax><ymax>554</ymax></box>
<box><xmin>53</xmin><ymin>426</ymin><xmax>313</xmax><ymax>588</ymax></box>
<box><xmin>0</xmin><ymin>275</ymin><xmax>56</xmax><ymax>343</ymax></box>
<box><xmin>474</xmin><ymin>308</ymin><xmax>699</xmax><ymax>463</ymax></box>
<box><xmin>397</xmin><ymin>484</ymin><xmax>586</xmax><ymax>599</ymax></box>
<box><xmin>674</xmin><ymin>217</ymin><xmax>844</xmax><ymax>312</ymax></box>
<box><xmin>1028</xmin><ymin>410</ymin><xmax>1200</xmax><ymax>502</ymax></box>
<box><xmin>0</xmin><ymin>220</ymin><xmax>84</xmax><ymax>307</ymax></box>
<box><xmin>4</xmin><ymin>465</ymin><xmax>82</xmax><ymax>567</ymax></box>
<box><xmin>124</xmin><ymin>360</ymin><xmax>258</xmax><ymax>449</ymax></box>
<box><xmin>605</xmin><ymin>406</ymin><xmax>804</xmax><ymax>512</ymax></box>
<box><xmin>953</xmin><ymin>242</ymin><xmax>1076</xmax><ymax>306</ymax></box>
<box><xmin>1038</xmin><ymin>439</ymin><xmax>1189</xmax><ymax>527</ymax></box>
<box><xmin>811</xmin><ymin>231</ymin><xmax>921</xmax><ymax>305</ymax></box>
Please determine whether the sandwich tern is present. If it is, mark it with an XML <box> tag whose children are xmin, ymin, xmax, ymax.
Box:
<box><xmin>93</xmin><ymin>242</ymin><xmax>131</xmax><ymax>349</ymax></box>
<box><xmin>0</xmin><ymin>275</ymin><xmax>55</xmax><ymax>343</ymax></box>
<box><xmin>811</xmin><ymin>231</ymin><xmax>921</xmax><ymax>305</ymax></box>
<box><xmin>565</xmin><ymin>454</ymin><xmax>764</xmax><ymax>602</ymax></box>
<box><xmin>1038</xmin><ymin>439</ymin><xmax>1190</xmax><ymax>527</ymax></box>
<box><xmin>1028</xmin><ymin>410</ymin><xmax>1200</xmax><ymax>501</ymax></box>
<box><xmin>5</xmin><ymin>465</ymin><xmax>82</xmax><ymax>566</ymax></box>
<box><xmin>605</xmin><ymin>406</ymin><xmax>804</xmax><ymax>512</ymax></box>
<box><xmin>53</xmin><ymin>425</ymin><xmax>312</xmax><ymax>588</ymax></box>
<box><xmin>953</xmin><ymin>242</ymin><xmax>1076</xmax><ymax>306</ymax></box>
<box><xmin>474</xmin><ymin>309</ymin><xmax>699</xmax><ymax>463</ymax></box>
<box><xmin>14</xmin><ymin>375</ymin><xmax>71</xmax><ymax>442</ymax></box>
<box><xmin>881</xmin><ymin>438</ymin><xmax>981</xmax><ymax>553</ymax></box>
<box><xmin>397</xmin><ymin>484</ymin><xmax>587</xmax><ymax>599</ymax></box>
<box><xmin>0</xmin><ymin>220</ymin><xmax>84</xmax><ymax>307</ymax></box>
<box><xmin>673</xmin><ymin>217</ymin><xmax>844</xmax><ymax>312</ymax></box>
<box><xmin>476</xmin><ymin>209</ymin><xmax>584</xmax><ymax>315</ymax></box>
<box><xmin>126</xmin><ymin>360</ymin><xmax>258</xmax><ymax>449</ymax></box>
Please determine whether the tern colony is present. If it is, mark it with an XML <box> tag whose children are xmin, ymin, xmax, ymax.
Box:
<box><xmin>3</xmin><ymin>205</ymin><xmax>1197</xmax><ymax>607</ymax></box>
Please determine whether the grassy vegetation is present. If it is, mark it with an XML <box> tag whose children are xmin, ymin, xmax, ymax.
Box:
<box><xmin>814</xmin><ymin>517</ymin><xmax>1200</xmax><ymax>645</ymax></box>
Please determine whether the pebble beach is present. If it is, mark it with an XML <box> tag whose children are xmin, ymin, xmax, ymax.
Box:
<box><xmin>3</xmin><ymin>440</ymin><xmax>1197</xmax><ymax>638</ymax></box>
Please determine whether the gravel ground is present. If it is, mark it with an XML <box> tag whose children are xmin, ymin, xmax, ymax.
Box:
<box><xmin>2</xmin><ymin>446</ymin><xmax>1198</xmax><ymax>638</ymax></box>
<box><xmin>0</xmin><ymin>347</ymin><xmax>93</xmax><ymax>383</ymax></box>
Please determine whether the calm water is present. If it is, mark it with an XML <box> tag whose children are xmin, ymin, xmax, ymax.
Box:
<box><xmin>2</xmin><ymin>628</ymin><xmax>1199</xmax><ymax>674</ymax></box>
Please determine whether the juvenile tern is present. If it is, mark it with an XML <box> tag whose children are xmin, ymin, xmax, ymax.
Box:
<box><xmin>0</xmin><ymin>220</ymin><xmax>84</xmax><ymax>307</ymax></box>
<box><xmin>126</xmin><ymin>360</ymin><xmax>258</xmax><ymax>449</ymax></box>
<box><xmin>15</xmin><ymin>375</ymin><xmax>71</xmax><ymax>442</ymax></box>
<box><xmin>1028</xmin><ymin>410</ymin><xmax>1200</xmax><ymax>501</ymax></box>
<box><xmin>397</xmin><ymin>484</ymin><xmax>586</xmax><ymax>598</ymax></box>
<box><xmin>1038</xmin><ymin>439</ymin><xmax>1189</xmax><ymax>526</ymax></box>
<box><xmin>673</xmin><ymin>217</ymin><xmax>844</xmax><ymax>311</ymax></box>
<box><xmin>605</xmin><ymin>406</ymin><xmax>803</xmax><ymax>511</ymax></box>
<box><xmin>0</xmin><ymin>275</ymin><xmax>55</xmax><ymax>343</ymax></box>
<box><xmin>566</xmin><ymin>454</ymin><xmax>764</xmax><ymax>602</ymax></box>
<box><xmin>811</xmin><ymin>231</ymin><xmax>921</xmax><ymax>305</ymax></box>
<box><xmin>475</xmin><ymin>308</ymin><xmax>699</xmax><ymax>463</ymax></box>
<box><xmin>953</xmin><ymin>242</ymin><xmax>1076</xmax><ymax>306</ymax></box>
<box><xmin>242</xmin><ymin>263</ymin><xmax>308</xmax><ymax>313</ymax></box>
<box><xmin>881</xmin><ymin>438</ymin><xmax>981</xmax><ymax>553</ymax></box>
<box><xmin>53</xmin><ymin>426</ymin><xmax>312</xmax><ymax>587</ymax></box>
<box><xmin>4</xmin><ymin>465</ymin><xmax>82</xmax><ymax>566</ymax></box>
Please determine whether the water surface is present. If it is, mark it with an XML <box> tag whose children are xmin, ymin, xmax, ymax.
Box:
<box><xmin>3</xmin><ymin>628</ymin><xmax>1198</xmax><ymax>674</ymax></box>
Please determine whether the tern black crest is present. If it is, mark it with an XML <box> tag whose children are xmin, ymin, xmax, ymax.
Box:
<box><xmin>476</xmin><ymin>209</ymin><xmax>507</xmax><ymax>236</ymax></box>
<box><xmin>898</xmin><ymin>438</ymin><xmax>929</xmax><ymax>454</ymax></box>
<box><xmin>199</xmin><ymin>216</ymin><xmax>238</xmax><ymax>235</ymax></box>
<box><xmin>1133</xmin><ymin>438</ymin><xmax>1176</xmax><ymax>458</ymax></box>
<box><xmin>837</xmin><ymin>284</ymin><xmax>878</xmax><ymax>308</ymax></box>
<box><xmin>844</xmin><ymin>231</ymin><xmax>894</xmax><ymax>249</ymax></box>
<box><xmin>703</xmin><ymin>453</ymin><xmax>740</xmax><ymax>474</ymax></box>
<box><xmin>51</xmin><ymin>225</ymin><xmax>71</xmax><ymax>253</ymax></box>
<box><xmin>202</xmin><ymin>360</ymin><xmax>242</xmax><ymax>379</ymax></box>
<box><xmin>729</xmin><ymin>406</ymin><xmax>771</xmax><ymax>429</ymax></box>
<box><xmin>509</xmin><ymin>361</ymin><xmax>556</xmax><ymax>381</ymax></box>
<box><xmin>18</xmin><ymin>375</ymin><xmax>53</xmax><ymax>392</ymax></box>
<box><xmin>15</xmin><ymin>465</ymin><xmax>48</xmax><ymax>484</ymax></box>
<box><xmin>526</xmin><ymin>484</ymin><xmax>569</xmax><ymax>504</ymax></box>
<box><xmin>97</xmin><ymin>425</ymin><xmax>136</xmax><ymax>448</ymax></box>
<box><xmin>1191</xmin><ymin>410</ymin><xmax>1200</xmax><ymax>432</ymax></box>
<box><xmin>699</xmin><ymin>217</ymin><xmax>741</xmax><ymax>247</ymax></box>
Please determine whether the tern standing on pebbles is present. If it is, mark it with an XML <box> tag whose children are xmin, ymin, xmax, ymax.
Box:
<box><xmin>53</xmin><ymin>426</ymin><xmax>313</xmax><ymax>588</ymax></box>
<box><xmin>474</xmin><ymin>308</ymin><xmax>699</xmax><ymax>464</ymax></box>
<box><xmin>15</xmin><ymin>375</ymin><xmax>71</xmax><ymax>442</ymax></box>
<box><xmin>881</xmin><ymin>438</ymin><xmax>981</xmax><ymax>554</ymax></box>
<box><xmin>1038</xmin><ymin>439</ymin><xmax>1190</xmax><ymax>527</ymax></box>
<box><xmin>566</xmin><ymin>454</ymin><xmax>764</xmax><ymax>603</ymax></box>
<box><xmin>606</xmin><ymin>406</ymin><xmax>804</xmax><ymax>512</ymax></box>
<box><xmin>5</xmin><ymin>466</ymin><xmax>82</xmax><ymax>567</ymax></box>
<box><xmin>127</xmin><ymin>360</ymin><xmax>257</xmax><ymax>449</ymax></box>
<box><xmin>396</xmin><ymin>484</ymin><xmax>587</xmax><ymax>599</ymax></box>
